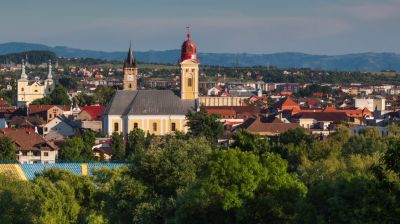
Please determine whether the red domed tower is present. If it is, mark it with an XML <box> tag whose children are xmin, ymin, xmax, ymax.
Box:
<box><xmin>180</xmin><ymin>28</ymin><xmax>200</xmax><ymax>100</ymax></box>
<box><xmin>180</xmin><ymin>29</ymin><xmax>199</xmax><ymax>63</ymax></box>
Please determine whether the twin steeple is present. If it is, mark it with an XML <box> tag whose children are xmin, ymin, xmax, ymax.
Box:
<box><xmin>20</xmin><ymin>59</ymin><xmax>53</xmax><ymax>80</ymax></box>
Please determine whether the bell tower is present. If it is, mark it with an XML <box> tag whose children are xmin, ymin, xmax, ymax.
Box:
<box><xmin>180</xmin><ymin>28</ymin><xmax>199</xmax><ymax>100</ymax></box>
<box><xmin>123</xmin><ymin>42</ymin><xmax>138</xmax><ymax>91</ymax></box>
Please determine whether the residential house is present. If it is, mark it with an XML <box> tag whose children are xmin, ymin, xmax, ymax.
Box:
<box><xmin>75</xmin><ymin>105</ymin><xmax>105</xmax><ymax>132</ymax></box>
<box><xmin>43</xmin><ymin>116</ymin><xmax>79</xmax><ymax>141</ymax></box>
<box><xmin>0</xmin><ymin>128</ymin><xmax>58</xmax><ymax>164</ymax></box>
<box><xmin>292</xmin><ymin>112</ymin><xmax>348</xmax><ymax>130</ymax></box>
<box><xmin>239</xmin><ymin>116</ymin><xmax>301</xmax><ymax>137</ymax></box>
<box><xmin>28</xmin><ymin>105</ymin><xmax>70</xmax><ymax>122</ymax></box>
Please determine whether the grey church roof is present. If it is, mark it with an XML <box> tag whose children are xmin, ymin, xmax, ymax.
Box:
<box><xmin>103</xmin><ymin>90</ymin><xmax>195</xmax><ymax>116</ymax></box>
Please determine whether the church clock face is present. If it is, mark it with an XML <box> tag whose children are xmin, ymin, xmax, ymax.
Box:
<box><xmin>127</xmin><ymin>75</ymin><xmax>133</xmax><ymax>81</ymax></box>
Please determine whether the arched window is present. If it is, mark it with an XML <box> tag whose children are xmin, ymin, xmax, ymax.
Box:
<box><xmin>129</xmin><ymin>84</ymin><xmax>132</xmax><ymax>88</ymax></box>
<box><xmin>114</xmin><ymin>123</ymin><xmax>119</xmax><ymax>132</ymax></box>
<box><xmin>188</xmin><ymin>78</ymin><xmax>192</xmax><ymax>87</ymax></box>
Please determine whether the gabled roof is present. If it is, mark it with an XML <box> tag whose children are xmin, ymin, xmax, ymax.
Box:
<box><xmin>0</xmin><ymin>128</ymin><xmax>58</xmax><ymax>151</ymax></box>
<box><xmin>240</xmin><ymin>116</ymin><xmax>300</xmax><ymax>135</ymax></box>
<box><xmin>28</xmin><ymin>105</ymin><xmax>70</xmax><ymax>114</ymax></box>
<box><xmin>28</xmin><ymin>105</ymin><xmax>56</xmax><ymax>114</ymax></box>
<box><xmin>103</xmin><ymin>90</ymin><xmax>195</xmax><ymax>116</ymax></box>
<box><xmin>274</xmin><ymin>98</ymin><xmax>300</xmax><ymax>110</ymax></box>
<box><xmin>80</xmin><ymin>106</ymin><xmax>105</xmax><ymax>120</ymax></box>
<box><xmin>292</xmin><ymin>112</ymin><xmax>348</xmax><ymax>122</ymax></box>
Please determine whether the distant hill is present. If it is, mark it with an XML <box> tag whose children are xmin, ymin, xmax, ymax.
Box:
<box><xmin>0</xmin><ymin>50</ymin><xmax>56</xmax><ymax>65</ymax></box>
<box><xmin>1</xmin><ymin>42</ymin><xmax>399</xmax><ymax>71</ymax></box>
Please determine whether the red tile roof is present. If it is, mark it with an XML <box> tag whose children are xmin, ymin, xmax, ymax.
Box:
<box><xmin>205</xmin><ymin>106</ymin><xmax>260</xmax><ymax>119</ymax></box>
<box><xmin>80</xmin><ymin>106</ymin><xmax>105</xmax><ymax>120</ymax></box>
<box><xmin>28</xmin><ymin>105</ymin><xmax>55</xmax><ymax>114</ymax></box>
<box><xmin>292</xmin><ymin>112</ymin><xmax>348</xmax><ymax>122</ymax></box>
<box><xmin>275</xmin><ymin>98</ymin><xmax>300</xmax><ymax>111</ymax></box>
<box><xmin>0</xmin><ymin>128</ymin><xmax>58</xmax><ymax>151</ymax></box>
<box><xmin>241</xmin><ymin>116</ymin><xmax>301</xmax><ymax>136</ymax></box>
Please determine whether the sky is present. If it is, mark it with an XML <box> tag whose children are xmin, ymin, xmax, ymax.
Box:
<box><xmin>1</xmin><ymin>0</ymin><xmax>400</xmax><ymax>54</ymax></box>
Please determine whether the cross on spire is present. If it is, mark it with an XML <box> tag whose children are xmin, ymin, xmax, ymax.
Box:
<box><xmin>186</xmin><ymin>26</ymin><xmax>190</xmax><ymax>40</ymax></box>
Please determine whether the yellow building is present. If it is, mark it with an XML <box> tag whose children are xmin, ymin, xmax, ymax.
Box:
<box><xmin>17</xmin><ymin>60</ymin><xmax>55</xmax><ymax>107</ymax></box>
<box><xmin>103</xmin><ymin>31</ymin><xmax>199</xmax><ymax>136</ymax></box>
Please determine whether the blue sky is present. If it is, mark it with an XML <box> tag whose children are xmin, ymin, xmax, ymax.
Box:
<box><xmin>1</xmin><ymin>0</ymin><xmax>399</xmax><ymax>54</ymax></box>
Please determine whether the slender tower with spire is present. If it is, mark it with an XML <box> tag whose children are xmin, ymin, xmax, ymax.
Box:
<box><xmin>123</xmin><ymin>41</ymin><xmax>138</xmax><ymax>90</ymax></box>
<box><xmin>180</xmin><ymin>27</ymin><xmax>200</xmax><ymax>100</ymax></box>
<box><xmin>45</xmin><ymin>59</ymin><xmax>55</xmax><ymax>94</ymax></box>
<box><xmin>20</xmin><ymin>59</ymin><xmax>27</xmax><ymax>80</ymax></box>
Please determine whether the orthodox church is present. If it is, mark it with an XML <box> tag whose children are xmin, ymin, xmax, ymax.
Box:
<box><xmin>102</xmin><ymin>31</ymin><xmax>199</xmax><ymax>136</ymax></box>
<box><xmin>17</xmin><ymin>60</ymin><xmax>55</xmax><ymax>107</ymax></box>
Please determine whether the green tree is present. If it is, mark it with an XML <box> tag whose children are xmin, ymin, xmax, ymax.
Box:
<box><xmin>58</xmin><ymin>77</ymin><xmax>78</xmax><ymax>90</ymax></box>
<box><xmin>176</xmin><ymin>149</ymin><xmax>306</xmax><ymax>224</ymax></box>
<box><xmin>93</xmin><ymin>166</ymin><xmax>147</xmax><ymax>224</ymax></box>
<box><xmin>186</xmin><ymin>106</ymin><xmax>224</xmax><ymax>143</ymax></box>
<box><xmin>59</xmin><ymin>134</ymin><xmax>95</xmax><ymax>162</ymax></box>
<box><xmin>0</xmin><ymin>175</ymin><xmax>38</xmax><ymax>223</ymax></box>
<box><xmin>36</xmin><ymin>168</ymin><xmax>98</xmax><ymax>223</ymax></box>
<box><xmin>80</xmin><ymin>130</ymin><xmax>96</xmax><ymax>161</ymax></box>
<box><xmin>126</xmin><ymin>128</ymin><xmax>146</xmax><ymax>159</ymax></box>
<box><xmin>299</xmin><ymin>173</ymin><xmax>400</xmax><ymax>223</ymax></box>
<box><xmin>32</xmin><ymin>177</ymin><xmax>81</xmax><ymax>223</ymax></box>
<box><xmin>49</xmin><ymin>83</ymin><xmax>72</xmax><ymax>105</ymax></box>
<box><xmin>0</xmin><ymin>137</ymin><xmax>16</xmax><ymax>161</ymax></box>
<box><xmin>111</xmin><ymin>132</ymin><xmax>125</xmax><ymax>161</ymax></box>
<box><xmin>231</xmin><ymin>129</ymin><xmax>269</xmax><ymax>155</ymax></box>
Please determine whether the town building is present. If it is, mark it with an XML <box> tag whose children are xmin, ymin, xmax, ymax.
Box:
<box><xmin>17</xmin><ymin>60</ymin><xmax>55</xmax><ymax>107</ymax></box>
<box><xmin>0</xmin><ymin>128</ymin><xmax>58</xmax><ymax>164</ymax></box>
<box><xmin>103</xmin><ymin>31</ymin><xmax>199</xmax><ymax>136</ymax></box>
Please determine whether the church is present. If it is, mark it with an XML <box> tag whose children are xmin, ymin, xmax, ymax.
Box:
<box><xmin>17</xmin><ymin>60</ymin><xmax>55</xmax><ymax>107</ymax></box>
<box><xmin>102</xmin><ymin>31</ymin><xmax>199</xmax><ymax>136</ymax></box>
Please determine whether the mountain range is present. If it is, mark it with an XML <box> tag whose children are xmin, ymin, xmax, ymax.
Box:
<box><xmin>0</xmin><ymin>42</ymin><xmax>399</xmax><ymax>71</ymax></box>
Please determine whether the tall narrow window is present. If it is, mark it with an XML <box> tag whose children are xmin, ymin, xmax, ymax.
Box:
<box><xmin>134</xmin><ymin>122</ymin><xmax>138</xmax><ymax>129</ymax></box>
<box><xmin>188</xmin><ymin>78</ymin><xmax>193</xmax><ymax>87</ymax></box>
<box><xmin>171</xmin><ymin>122</ymin><xmax>176</xmax><ymax>132</ymax></box>
<box><xmin>114</xmin><ymin>122</ymin><xmax>119</xmax><ymax>132</ymax></box>
<box><xmin>153</xmin><ymin>123</ymin><xmax>157</xmax><ymax>132</ymax></box>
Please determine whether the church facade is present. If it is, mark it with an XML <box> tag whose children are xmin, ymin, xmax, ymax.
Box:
<box><xmin>102</xmin><ymin>31</ymin><xmax>199</xmax><ymax>136</ymax></box>
<box><xmin>17</xmin><ymin>60</ymin><xmax>55</xmax><ymax>107</ymax></box>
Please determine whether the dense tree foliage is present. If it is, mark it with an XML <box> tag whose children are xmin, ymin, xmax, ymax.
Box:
<box><xmin>186</xmin><ymin>106</ymin><xmax>224</xmax><ymax>143</ymax></box>
<box><xmin>0</xmin><ymin>51</ymin><xmax>56</xmax><ymax>65</ymax></box>
<box><xmin>0</xmin><ymin>137</ymin><xmax>16</xmax><ymax>161</ymax></box>
<box><xmin>2</xmin><ymin>116</ymin><xmax>400</xmax><ymax>223</ymax></box>
<box><xmin>59</xmin><ymin>130</ymin><xmax>96</xmax><ymax>162</ymax></box>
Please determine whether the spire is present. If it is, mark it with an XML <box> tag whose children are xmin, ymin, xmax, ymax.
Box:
<box><xmin>21</xmin><ymin>59</ymin><xmax>27</xmax><ymax>80</ymax></box>
<box><xmin>47</xmin><ymin>59</ymin><xmax>53</xmax><ymax>79</ymax></box>
<box><xmin>124</xmin><ymin>41</ymin><xmax>136</xmax><ymax>68</ymax></box>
